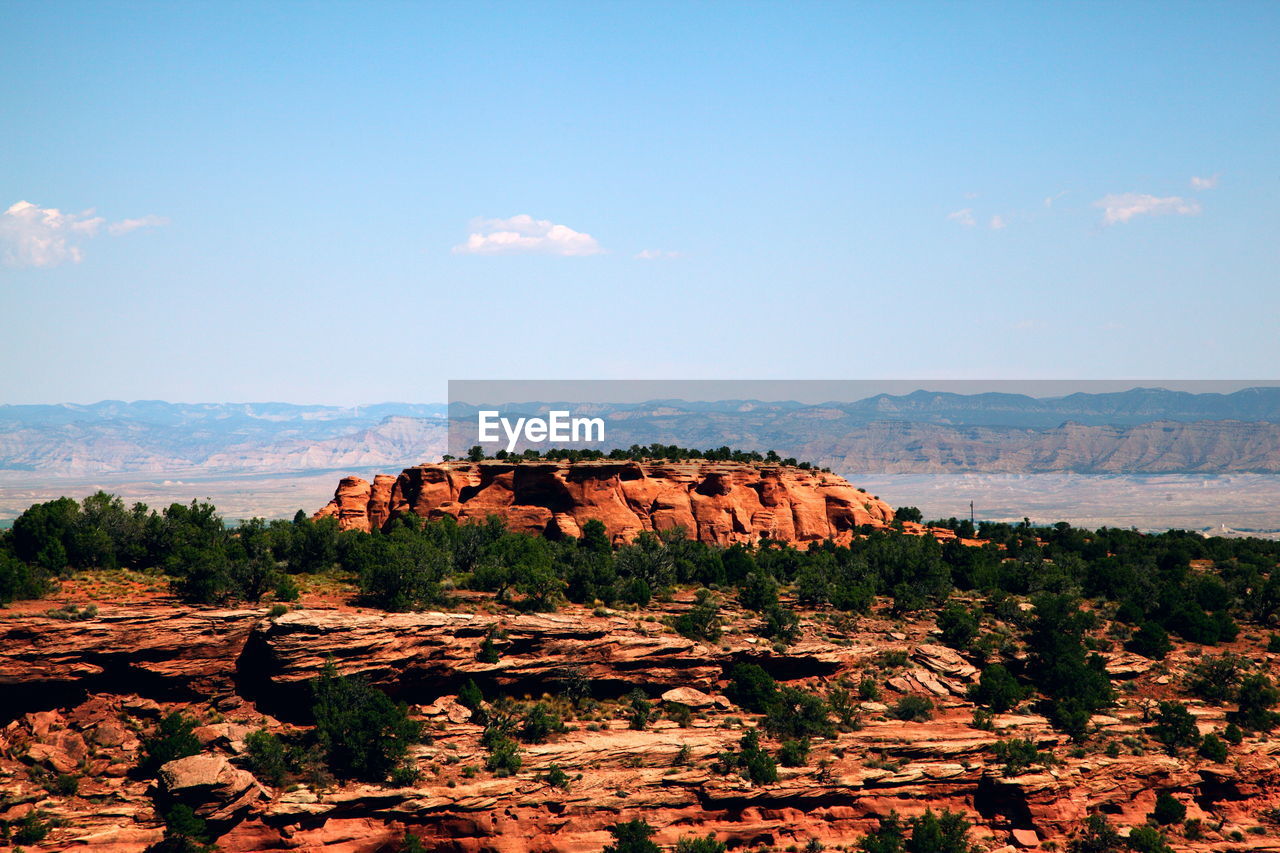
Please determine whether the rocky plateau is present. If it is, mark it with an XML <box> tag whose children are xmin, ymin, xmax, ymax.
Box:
<box><xmin>313</xmin><ymin>462</ymin><xmax>896</xmax><ymax>546</ymax></box>
<box><xmin>3</xmin><ymin>592</ymin><xmax>1279</xmax><ymax>853</ymax></box>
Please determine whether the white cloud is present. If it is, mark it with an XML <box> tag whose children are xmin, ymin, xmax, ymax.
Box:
<box><xmin>634</xmin><ymin>249</ymin><xmax>682</xmax><ymax>260</ymax></box>
<box><xmin>1043</xmin><ymin>190</ymin><xmax>1068</xmax><ymax>207</ymax></box>
<box><xmin>1190</xmin><ymin>174</ymin><xmax>1219</xmax><ymax>190</ymax></box>
<box><xmin>452</xmin><ymin>214</ymin><xmax>604</xmax><ymax>256</ymax></box>
<box><xmin>108</xmin><ymin>214</ymin><xmax>170</xmax><ymax>236</ymax></box>
<box><xmin>1093</xmin><ymin>193</ymin><xmax>1201</xmax><ymax>225</ymax></box>
<box><xmin>947</xmin><ymin>208</ymin><xmax>976</xmax><ymax>227</ymax></box>
<box><xmin>1</xmin><ymin>200</ymin><xmax>166</xmax><ymax>267</ymax></box>
<box><xmin>989</xmin><ymin>215</ymin><xmax>1007</xmax><ymax>230</ymax></box>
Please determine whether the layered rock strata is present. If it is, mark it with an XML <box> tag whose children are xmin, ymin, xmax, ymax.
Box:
<box><xmin>316</xmin><ymin>461</ymin><xmax>895</xmax><ymax>545</ymax></box>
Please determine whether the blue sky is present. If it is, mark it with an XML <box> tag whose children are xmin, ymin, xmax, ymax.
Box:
<box><xmin>2</xmin><ymin>1</ymin><xmax>1277</xmax><ymax>405</ymax></box>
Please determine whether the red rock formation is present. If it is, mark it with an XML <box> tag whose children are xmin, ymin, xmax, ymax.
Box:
<box><xmin>315</xmin><ymin>461</ymin><xmax>894</xmax><ymax>546</ymax></box>
<box><xmin>5</xmin><ymin>604</ymin><xmax>1280</xmax><ymax>851</ymax></box>
<box><xmin>312</xmin><ymin>473</ymin><xmax>398</xmax><ymax>533</ymax></box>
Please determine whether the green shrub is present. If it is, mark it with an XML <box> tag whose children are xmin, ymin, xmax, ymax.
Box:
<box><xmin>666</xmin><ymin>702</ymin><xmax>693</xmax><ymax>727</ymax></box>
<box><xmin>875</xmin><ymin>650</ymin><xmax>909</xmax><ymax>669</ymax></box>
<box><xmin>1151</xmin><ymin>791</ymin><xmax>1186</xmax><ymax>826</ymax></box>
<box><xmin>9</xmin><ymin>809</ymin><xmax>56</xmax><ymax>844</ymax></box>
<box><xmin>675</xmin><ymin>834</ymin><xmax>727</xmax><ymax>853</ymax></box>
<box><xmin>482</xmin><ymin>727</ymin><xmax>522</xmax><ymax>776</ymax></box>
<box><xmin>356</xmin><ymin>536</ymin><xmax>447</xmax><ymax>612</ymax></box>
<box><xmin>762</xmin><ymin>604</ymin><xmax>802</xmax><ymax>644</ymax></box>
<box><xmin>739</xmin><ymin>568</ymin><xmax>779</xmax><ymax>612</ymax></box>
<box><xmin>938</xmin><ymin>602</ymin><xmax>980</xmax><ymax>649</ymax></box>
<box><xmin>1067</xmin><ymin>814</ymin><xmax>1121</xmax><ymax>853</ymax></box>
<box><xmin>457</xmin><ymin>679</ymin><xmax>487</xmax><ymax>723</ymax></box>
<box><xmin>169</xmin><ymin>544</ymin><xmax>237</xmax><ymax>604</ymax></box>
<box><xmin>764</xmin><ymin>687</ymin><xmax>834</xmax><ymax>740</ymax></box>
<box><xmin>1147</xmin><ymin>701</ymin><xmax>1200</xmax><ymax>753</ymax></box>
<box><xmin>904</xmin><ymin>808</ymin><xmax>979</xmax><ymax>853</ymax></box>
<box><xmin>858</xmin><ymin>812</ymin><xmax>906</xmax><ymax>853</ymax></box>
<box><xmin>858</xmin><ymin>809</ymin><xmax>977</xmax><ymax>853</ymax></box>
<box><xmin>727</xmin><ymin>663</ymin><xmax>778</xmax><ymax>713</ymax></box>
<box><xmin>795</xmin><ymin>557</ymin><xmax>832</xmax><ymax>606</ymax></box>
<box><xmin>1186</xmin><ymin>653</ymin><xmax>1245</xmax><ymax>704</ymax></box>
<box><xmin>45</xmin><ymin>603</ymin><xmax>98</xmax><ymax>620</ymax></box>
<box><xmin>890</xmin><ymin>695</ymin><xmax>934</xmax><ymax>722</ymax></box>
<box><xmin>399</xmin><ymin>832</ymin><xmax>430</xmax><ymax>853</ymax></box>
<box><xmin>273</xmin><ymin>575</ymin><xmax>300</xmax><ymax>603</ymax></box>
<box><xmin>390</xmin><ymin>764</ymin><xmax>420</xmax><ymax>786</ymax></box>
<box><xmin>544</xmin><ymin>763</ymin><xmax>570</xmax><ymax>789</ymax></box>
<box><xmin>164</xmin><ymin>803</ymin><xmax>209</xmax><ymax>841</ymax></box>
<box><xmin>518</xmin><ymin>702</ymin><xmax>565</xmax><ymax>743</ymax></box>
<box><xmin>674</xmin><ymin>588</ymin><xmax>722</xmax><ymax>642</ymax></box>
<box><xmin>990</xmin><ymin>738</ymin><xmax>1047</xmax><ymax>776</ymax></box>
<box><xmin>734</xmin><ymin>729</ymin><xmax>778</xmax><ymax>784</ymax></box>
<box><xmin>1230</xmin><ymin>672</ymin><xmax>1280</xmax><ymax>731</ymax></box>
<box><xmin>827</xmin><ymin>686</ymin><xmax>861</xmax><ymax>730</ymax></box>
<box><xmin>1126</xmin><ymin>622</ymin><xmax>1172</xmax><ymax>660</ymax></box>
<box><xmin>628</xmin><ymin>690</ymin><xmax>652</xmax><ymax>730</ymax></box>
<box><xmin>148</xmin><ymin>803</ymin><xmax>211</xmax><ymax>853</ymax></box>
<box><xmin>0</xmin><ymin>551</ymin><xmax>51</xmax><ymax>604</ymax></box>
<box><xmin>311</xmin><ymin>662</ymin><xmax>423</xmax><ymax>782</ymax></box>
<box><xmin>140</xmin><ymin>712</ymin><xmax>202</xmax><ymax>775</ymax></box>
<box><xmin>477</xmin><ymin>633</ymin><xmax>502</xmax><ymax>663</ymax></box>
<box><xmin>778</xmin><ymin>737</ymin><xmax>811</xmax><ymax>767</ymax></box>
<box><xmin>245</xmin><ymin>729</ymin><xmax>292</xmax><ymax>787</ymax></box>
<box><xmin>969</xmin><ymin>663</ymin><xmax>1027</xmax><ymax>713</ymax></box>
<box><xmin>603</xmin><ymin>819</ymin><xmax>660</xmax><ymax>853</ymax></box>
<box><xmin>970</xmin><ymin>709</ymin><xmax>995</xmax><ymax>731</ymax></box>
<box><xmin>1026</xmin><ymin>594</ymin><xmax>1114</xmax><ymax>740</ymax></box>
<box><xmin>1198</xmin><ymin>732</ymin><xmax>1228</xmax><ymax>763</ymax></box>
<box><xmin>1223</xmin><ymin>722</ymin><xmax>1244</xmax><ymax>744</ymax></box>
<box><xmin>52</xmin><ymin>773</ymin><xmax>80</xmax><ymax>796</ymax></box>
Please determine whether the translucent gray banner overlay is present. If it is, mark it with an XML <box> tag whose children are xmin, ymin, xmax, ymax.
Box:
<box><xmin>446</xmin><ymin>379</ymin><xmax>1280</xmax><ymax>460</ymax></box>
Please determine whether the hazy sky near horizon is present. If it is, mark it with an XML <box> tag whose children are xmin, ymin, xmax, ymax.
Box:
<box><xmin>2</xmin><ymin>2</ymin><xmax>1277</xmax><ymax>405</ymax></box>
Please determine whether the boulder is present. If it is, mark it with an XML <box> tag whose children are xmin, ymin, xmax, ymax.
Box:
<box><xmin>661</xmin><ymin>687</ymin><xmax>718</xmax><ymax>708</ymax></box>
<box><xmin>1011</xmin><ymin>828</ymin><xmax>1040</xmax><ymax>847</ymax></box>
<box><xmin>90</xmin><ymin>720</ymin><xmax>129</xmax><ymax>748</ymax></box>
<box><xmin>157</xmin><ymin>754</ymin><xmax>265</xmax><ymax>821</ymax></box>
<box><xmin>193</xmin><ymin>722</ymin><xmax>254</xmax><ymax>752</ymax></box>
<box><xmin>26</xmin><ymin>742</ymin><xmax>80</xmax><ymax>774</ymax></box>
<box><xmin>912</xmin><ymin>644</ymin><xmax>980</xmax><ymax>681</ymax></box>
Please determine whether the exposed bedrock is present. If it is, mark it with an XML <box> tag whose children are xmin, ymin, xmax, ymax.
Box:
<box><xmin>315</xmin><ymin>461</ymin><xmax>896</xmax><ymax>546</ymax></box>
<box><xmin>0</xmin><ymin>607</ymin><xmax>849</xmax><ymax>721</ymax></box>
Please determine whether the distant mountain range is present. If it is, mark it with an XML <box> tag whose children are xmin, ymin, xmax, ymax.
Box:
<box><xmin>0</xmin><ymin>402</ymin><xmax>446</xmax><ymax>475</ymax></box>
<box><xmin>3</xmin><ymin>388</ymin><xmax>1280</xmax><ymax>477</ymax></box>
<box><xmin>459</xmin><ymin>386</ymin><xmax>1280</xmax><ymax>428</ymax></box>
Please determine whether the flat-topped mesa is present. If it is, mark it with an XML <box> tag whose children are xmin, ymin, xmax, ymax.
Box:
<box><xmin>314</xmin><ymin>460</ymin><xmax>895</xmax><ymax>546</ymax></box>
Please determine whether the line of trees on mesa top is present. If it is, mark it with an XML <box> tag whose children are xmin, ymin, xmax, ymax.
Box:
<box><xmin>5</xmin><ymin>489</ymin><xmax>1280</xmax><ymax>741</ymax></box>
<box><xmin>447</xmin><ymin>443</ymin><xmax>828</xmax><ymax>470</ymax></box>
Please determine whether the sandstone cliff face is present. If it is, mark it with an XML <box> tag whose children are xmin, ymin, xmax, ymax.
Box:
<box><xmin>315</xmin><ymin>461</ymin><xmax>894</xmax><ymax>545</ymax></box>
<box><xmin>313</xmin><ymin>473</ymin><xmax>399</xmax><ymax>533</ymax></box>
